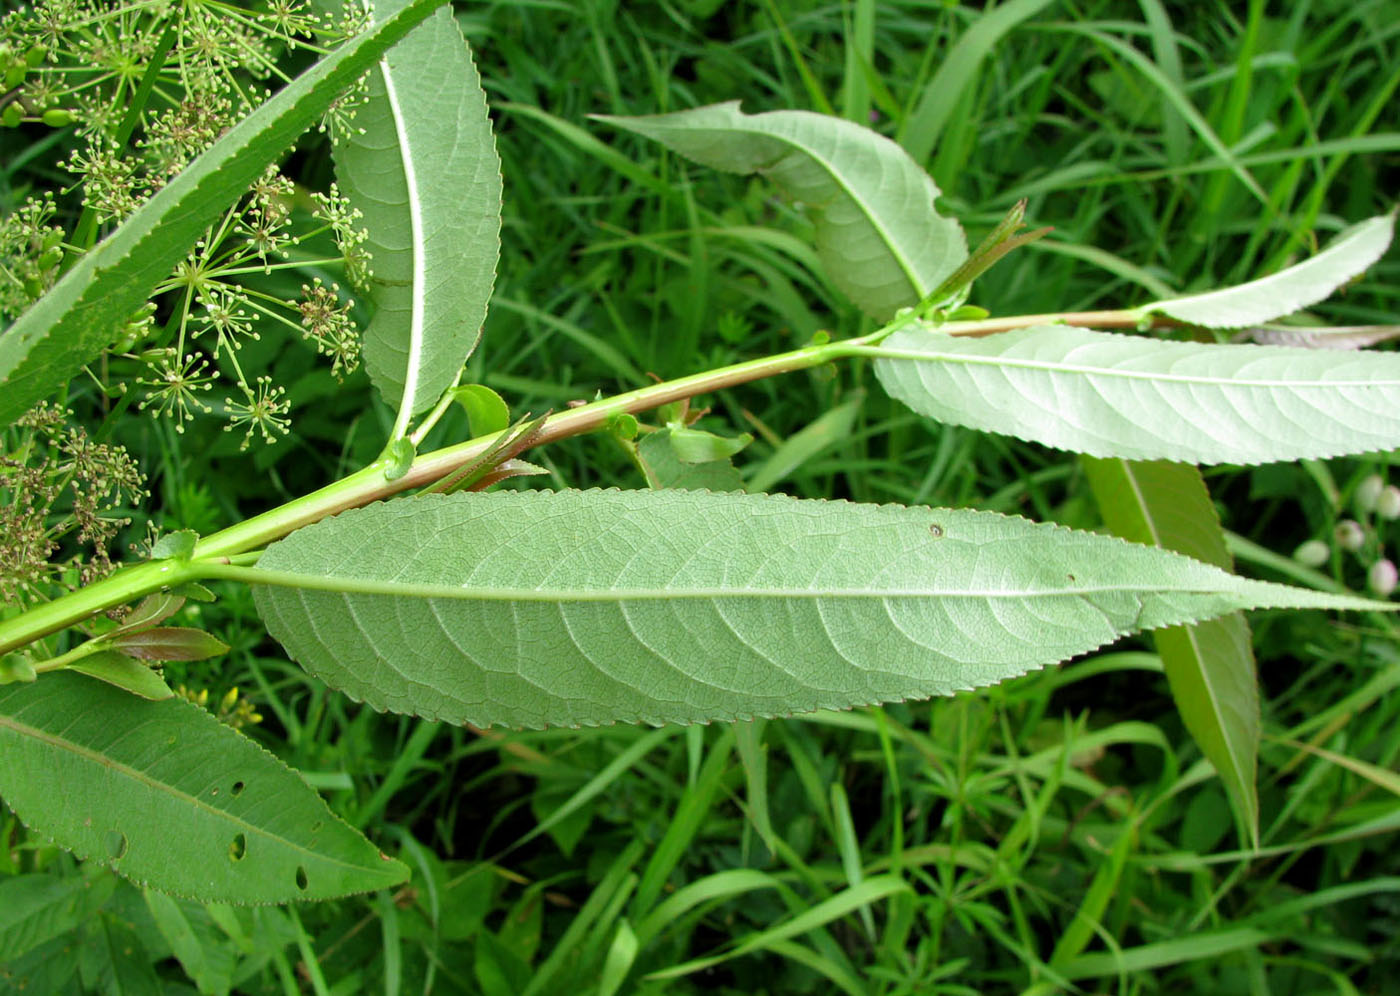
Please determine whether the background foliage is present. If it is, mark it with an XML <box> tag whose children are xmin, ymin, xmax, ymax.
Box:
<box><xmin>4</xmin><ymin>0</ymin><xmax>1400</xmax><ymax>992</ymax></box>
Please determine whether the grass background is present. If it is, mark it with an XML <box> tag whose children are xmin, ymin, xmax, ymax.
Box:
<box><xmin>5</xmin><ymin>0</ymin><xmax>1400</xmax><ymax>992</ymax></box>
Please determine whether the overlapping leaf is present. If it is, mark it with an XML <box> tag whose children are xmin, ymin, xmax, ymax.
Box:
<box><xmin>873</xmin><ymin>323</ymin><xmax>1400</xmax><ymax>464</ymax></box>
<box><xmin>596</xmin><ymin>102</ymin><xmax>966</xmax><ymax>320</ymax></box>
<box><xmin>1146</xmin><ymin>212</ymin><xmax>1394</xmax><ymax>329</ymax></box>
<box><xmin>333</xmin><ymin>2</ymin><xmax>502</xmax><ymax>424</ymax></box>
<box><xmin>0</xmin><ymin>673</ymin><xmax>407</xmax><ymax>903</ymax></box>
<box><xmin>250</xmin><ymin>490</ymin><xmax>1382</xmax><ymax>730</ymax></box>
<box><xmin>1084</xmin><ymin>457</ymin><xmax>1259</xmax><ymax>845</ymax></box>
<box><xmin>0</xmin><ymin>0</ymin><xmax>452</xmax><ymax>428</ymax></box>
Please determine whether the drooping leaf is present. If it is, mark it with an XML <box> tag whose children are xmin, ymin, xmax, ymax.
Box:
<box><xmin>872</xmin><ymin>323</ymin><xmax>1400</xmax><ymax>464</ymax></box>
<box><xmin>1146</xmin><ymin>212</ymin><xmax>1395</xmax><ymax>329</ymax></box>
<box><xmin>0</xmin><ymin>672</ymin><xmax>408</xmax><ymax>903</ymax></box>
<box><xmin>0</xmin><ymin>0</ymin><xmax>453</xmax><ymax>428</ymax></box>
<box><xmin>595</xmin><ymin>102</ymin><xmax>966</xmax><ymax>320</ymax></box>
<box><xmin>333</xmin><ymin>3</ymin><xmax>503</xmax><ymax>426</ymax></box>
<box><xmin>248</xmin><ymin>490</ymin><xmax>1384</xmax><ymax>730</ymax></box>
<box><xmin>1083</xmin><ymin>457</ymin><xmax>1259</xmax><ymax>846</ymax></box>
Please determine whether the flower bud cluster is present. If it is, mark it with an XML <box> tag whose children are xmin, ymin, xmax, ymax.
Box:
<box><xmin>1293</xmin><ymin>471</ymin><xmax>1400</xmax><ymax>596</ymax></box>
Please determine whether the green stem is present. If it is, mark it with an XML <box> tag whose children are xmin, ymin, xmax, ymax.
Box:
<box><xmin>0</xmin><ymin>559</ymin><xmax>204</xmax><ymax>658</ymax></box>
<box><xmin>0</xmin><ymin>306</ymin><xmax>1160</xmax><ymax>659</ymax></box>
<box><xmin>0</xmin><ymin>336</ymin><xmax>856</xmax><ymax>655</ymax></box>
<box><xmin>31</xmin><ymin>636</ymin><xmax>110</xmax><ymax>674</ymax></box>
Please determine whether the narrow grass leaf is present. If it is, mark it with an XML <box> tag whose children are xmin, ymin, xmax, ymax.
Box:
<box><xmin>597</xmin><ymin>920</ymin><xmax>638</xmax><ymax>996</ymax></box>
<box><xmin>1049</xmin><ymin>22</ymin><xmax>1269</xmax><ymax>207</ymax></box>
<box><xmin>746</xmin><ymin>393</ymin><xmax>863</xmax><ymax>494</ymax></box>
<box><xmin>643</xmin><ymin>875</ymin><xmax>910</xmax><ymax>981</ymax></box>
<box><xmin>1148</xmin><ymin>213</ymin><xmax>1395</xmax><ymax>328</ymax></box>
<box><xmin>333</xmin><ymin>4</ymin><xmax>502</xmax><ymax>430</ymax></box>
<box><xmin>0</xmin><ymin>0</ymin><xmax>452</xmax><ymax>428</ymax></box>
<box><xmin>633</xmin><ymin>869</ymin><xmax>779</xmax><ymax>947</ymax></box>
<box><xmin>873</xmin><ymin>323</ymin><xmax>1400</xmax><ymax>464</ymax></box>
<box><xmin>899</xmin><ymin>0</ymin><xmax>1056</xmax><ymax>163</ymax></box>
<box><xmin>1083</xmin><ymin>457</ymin><xmax>1259</xmax><ymax>846</ymax></box>
<box><xmin>595</xmin><ymin>102</ymin><xmax>966</xmax><ymax>320</ymax></box>
<box><xmin>1278</xmin><ymin>737</ymin><xmax>1400</xmax><ymax>798</ymax></box>
<box><xmin>245</xmin><ymin>490</ymin><xmax>1386</xmax><ymax>730</ymax></box>
<box><xmin>0</xmin><ymin>672</ymin><xmax>408</xmax><ymax>903</ymax></box>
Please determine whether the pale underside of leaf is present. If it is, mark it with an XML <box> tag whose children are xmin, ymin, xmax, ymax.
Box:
<box><xmin>250</xmin><ymin>490</ymin><xmax>1379</xmax><ymax>730</ymax></box>
<box><xmin>334</xmin><ymin>5</ymin><xmax>503</xmax><ymax>424</ymax></box>
<box><xmin>1244</xmin><ymin>324</ymin><xmax>1400</xmax><ymax>350</ymax></box>
<box><xmin>595</xmin><ymin>102</ymin><xmax>967</xmax><ymax>321</ymax></box>
<box><xmin>0</xmin><ymin>0</ymin><xmax>452</xmax><ymax>428</ymax></box>
<box><xmin>1148</xmin><ymin>212</ymin><xmax>1395</xmax><ymax>329</ymax></box>
<box><xmin>0</xmin><ymin>672</ymin><xmax>407</xmax><ymax>904</ymax></box>
<box><xmin>874</xmin><ymin>323</ymin><xmax>1400</xmax><ymax>464</ymax></box>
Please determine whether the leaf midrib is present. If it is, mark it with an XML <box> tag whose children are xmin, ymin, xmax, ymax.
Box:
<box><xmin>379</xmin><ymin>55</ymin><xmax>428</xmax><ymax>429</ymax></box>
<box><xmin>239</xmin><ymin>567</ymin><xmax>1278</xmax><ymax>602</ymax></box>
<box><xmin>875</xmin><ymin>342</ymin><xmax>1397</xmax><ymax>389</ymax></box>
<box><xmin>739</xmin><ymin>120</ymin><xmax>929</xmax><ymax>300</ymax></box>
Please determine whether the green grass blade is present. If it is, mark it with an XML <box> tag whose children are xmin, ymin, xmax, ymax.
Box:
<box><xmin>643</xmin><ymin>875</ymin><xmax>910</xmax><ymax>981</ymax></box>
<box><xmin>0</xmin><ymin>0</ymin><xmax>453</xmax><ymax>428</ymax></box>
<box><xmin>899</xmin><ymin>0</ymin><xmax>1057</xmax><ymax>165</ymax></box>
<box><xmin>1049</xmin><ymin>22</ymin><xmax>1270</xmax><ymax>209</ymax></box>
<box><xmin>1084</xmin><ymin>458</ymin><xmax>1259</xmax><ymax>847</ymax></box>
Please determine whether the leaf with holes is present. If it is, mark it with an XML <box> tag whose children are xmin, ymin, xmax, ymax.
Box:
<box><xmin>333</xmin><ymin>2</ymin><xmax>502</xmax><ymax>428</ymax></box>
<box><xmin>248</xmin><ymin>489</ymin><xmax>1386</xmax><ymax>730</ymax></box>
<box><xmin>0</xmin><ymin>672</ymin><xmax>407</xmax><ymax>903</ymax></box>
<box><xmin>873</xmin><ymin>322</ymin><xmax>1400</xmax><ymax>464</ymax></box>
<box><xmin>596</xmin><ymin>102</ymin><xmax>966</xmax><ymax>320</ymax></box>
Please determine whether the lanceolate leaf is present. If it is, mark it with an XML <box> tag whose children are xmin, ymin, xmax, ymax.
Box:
<box><xmin>1146</xmin><ymin>212</ymin><xmax>1395</xmax><ymax>329</ymax></box>
<box><xmin>0</xmin><ymin>0</ymin><xmax>453</xmax><ymax>428</ymax></box>
<box><xmin>873</xmin><ymin>323</ymin><xmax>1400</xmax><ymax>464</ymax></box>
<box><xmin>595</xmin><ymin>102</ymin><xmax>967</xmax><ymax>320</ymax></box>
<box><xmin>333</xmin><ymin>3</ymin><xmax>502</xmax><ymax>427</ymax></box>
<box><xmin>248</xmin><ymin>490</ymin><xmax>1382</xmax><ymax>730</ymax></box>
<box><xmin>1083</xmin><ymin>457</ymin><xmax>1259</xmax><ymax>847</ymax></box>
<box><xmin>0</xmin><ymin>672</ymin><xmax>408</xmax><ymax>903</ymax></box>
